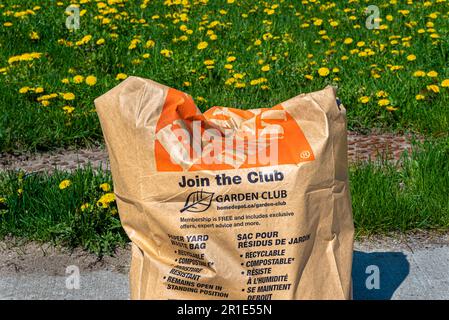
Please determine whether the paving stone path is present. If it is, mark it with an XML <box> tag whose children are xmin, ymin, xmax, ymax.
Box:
<box><xmin>0</xmin><ymin>132</ymin><xmax>418</xmax><ymax>172</ymax></box>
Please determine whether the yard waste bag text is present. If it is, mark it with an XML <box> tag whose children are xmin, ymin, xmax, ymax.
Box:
<box><xmin>95</xmin><ymin>76</ymin><xmax>354</xmax><ymax>300</ymax></box>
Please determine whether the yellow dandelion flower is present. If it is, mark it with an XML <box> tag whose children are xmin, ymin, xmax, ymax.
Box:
<box><xmin>359</xmin><ymin>96</ymin><xmax>370</xmax><ymax>104</ymax></box>
<box><xmin>313</xmin><ymin>19</ymin><xmax>323</xmax><ymax>26</ymax></box>
<box><xmin>261</xmin><ymin>65</ymin><xmax>270</xmax><ymax>72</ymax></box>
<box><xmin>318</xmin><ymin>67</ymin><xmax>330</xmax><ymax>77</ymax></box>
<box><xmin>59</xmin><ymin>179</ymin><xmax>71</xmax><ymax>190</ymax></box>
<box><xmin>63</xmin><ymin>106</ymin><xmax>75</xmax><ymax>114</ymax></box>
<box><xmin>305</xmin><ymin>74</ymin><xmax>314</xmax><ymax>80</ymax></box>
<box><xmin>100</xmin><ymin>183</ymin><xmax>111</xmax><ymax>192</ymax></box>
<box><xmin>73</xmin><ymin>75</ymin><xmax>84</xmax><ymax>84</ymax></box>
<box><xmin>390</xmin><ymin>65</ymin><xmax>403</xmax><ymax>71</ymax></box>
<box><xmin>250</xmin><ymin>79</ymin><xmax>260</xmax><ymax>86</ymax></box>
<box><xmin>8</xmin><ymin>52</ymin><xmax>42</xmax><ymax>64</ymax></box>
<box><xmin>406</xmin><ymin>54</ymin><xmax>416</xmax><ymax>61</ymax></box>
<box><xmin>441</xmin><ymin>79</ymin><xmax>449</xmax><ymax>87</ymax></box>
<box><xmin>116</xmin><ymin>73</ymin><xmax>128</xmax><ymax>80</ymax></box>
<box><xmin>29</xmin><ymin>31</ymin><xmax>40</xmax><ymax>40</ymax></box>
<box><xmin>145</xmin><ymin>40</ymin><xmax>155</xmax><ymax>48</ymax></box>
<box><xmin>197</xmin><ymin>41</ymin><xmax>208</xmax><ymax>50</ymax></box>
<box><xmin>427</xmin><ymin>71</ymin><xmax>438</xmax><ymax>77</ymax></box>
<box><xmin>19</xmin><ymin>87</ymin><xmax>30</xmax><ymax>94</ymax></box>
<box><xmin>378</xmin><ymin>99</ymin><xmax>390</xmax><ymax>106</ymax></box>
<box><xmin>226</xmin><ymin>56</ymin><xmax>236</xmax><ymax>62</ymax></box>
<box><xmin>343</xmin><ymin>38</ymin><xmax>353</xmax><ymax>45</ymax></box>
<box><xmin>97</xmin><ymin>192</ymin><xmax>116</xmax><ymax>208</ymax></box>
<box><xmin>413</xmin><ymin>70</ymin><xmax>426</xmax><ymax>77</ymax></box>
<box><xmin>160</xmin><ymin>49</ymin><xmax>172</xmax><ymax>57</ymax></box>
<box><xmin>80</xmin><ymin>203</ymin><xmax>91</xmax><ymax>211</ymax></box>
<box><xmin>62</xmin><ymin>92</ymin><xmax>75</xmax><ymax>100</ymax></box>
<box><xmin>85</xmin><ymin>75</ymin><xmax>97</xmax><ymax>86</ymax></box>
<box><xmin>415</xmin><ymin>94</ymin><xmax>425</xmax><ymax>100</ymax></box>
<box><xmin>427</xmin><ymin>84</ymin><xmax>440</xmax><ymax>93</ymax></box>
<box><xmin>376</xmin><ymin>90</ymin><xmax>388</xmax><ymax>98</ymax></box>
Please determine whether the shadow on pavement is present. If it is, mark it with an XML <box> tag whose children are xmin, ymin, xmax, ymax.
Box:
<box><xmin>352</xmin><ymin>250</ymin><xmax>410</xmax><ymax>300</ymax></box>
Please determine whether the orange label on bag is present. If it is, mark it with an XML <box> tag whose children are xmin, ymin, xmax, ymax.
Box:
<box><xmin>155</xmin><ymin>88</ymin><xmax>314</xmax><ymax>171</ymax></box>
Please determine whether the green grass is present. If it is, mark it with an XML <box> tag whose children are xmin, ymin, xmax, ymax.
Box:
<box><xmin>351</xmin><ymin>138</ymin><xmax>449</xmax><ymax>234</ymax></box>
<box><xmin>0</xmin><ymin>0</ymin><xmax>449</xmax><ymax>152</ymax></box>
<box><xmin>0</xmin><ymin>166</ymin><xmax>128</xmax><ymax>255</ymax></box>
<box><xmin>1</xmin><ymin>139</ymin><xmax>448</xmax><ymax>255</ymax></box>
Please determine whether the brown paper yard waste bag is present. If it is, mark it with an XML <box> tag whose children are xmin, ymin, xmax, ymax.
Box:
<box><xmin>95</xmin><ymin>76</ymin><xmax>354</xmax><ymax>300</ymax></box>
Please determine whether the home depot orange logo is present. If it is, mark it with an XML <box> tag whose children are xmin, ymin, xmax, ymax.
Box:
<box><xmin>155</xmin><ymin>88</ymin><xmax>314</xmax><ymax>171</ymax></box>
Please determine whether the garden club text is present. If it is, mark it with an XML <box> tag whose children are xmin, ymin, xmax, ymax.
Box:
<box><xmin>178</xmin><ymin>170</ymin><xmax>284</xmax><ymax>188</ymax></box>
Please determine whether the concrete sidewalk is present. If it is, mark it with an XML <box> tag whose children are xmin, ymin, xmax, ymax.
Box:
<box><xmin>1</xmin><ymin>239</ymin><xmax>448</xmax><ymax>300</ymax></box>
<box><xmin>352</xmin><ymin>245</ymin><xmax>449</xmax><ymax>299</ymax></box>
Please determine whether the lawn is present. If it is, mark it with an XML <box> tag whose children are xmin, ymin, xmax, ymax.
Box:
<box><xmin>1</xmin><ymin>0</ymin><xmax>449</xmax><ymax>254</ymax></box>
<box><xmin>0</xmin><ymin>0</ymin><xmax>449</xmax><ymax>152</ymax></box>
<box><xmin>1</xmin><ymin>139</ymin><xmax>448</xmax><ymax>255</ymax></box>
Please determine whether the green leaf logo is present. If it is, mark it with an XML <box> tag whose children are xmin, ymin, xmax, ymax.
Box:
<box><xmin>180</xmin><ymin>190</ymin><xmax>214</xmax><ymax>213</ymax></box>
